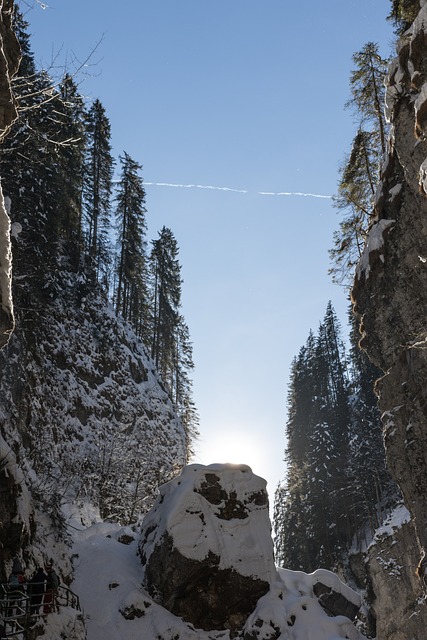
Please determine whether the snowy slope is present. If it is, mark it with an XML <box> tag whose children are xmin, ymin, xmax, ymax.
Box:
<box><xmin>0</xmin><ymin>287</ymin><xmax>187</xmax><ymax>526</ymax></box>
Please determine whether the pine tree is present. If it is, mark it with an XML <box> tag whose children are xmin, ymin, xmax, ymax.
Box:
<box><xmin>0</xmin><ymin>9</ymin><xmax>82</xmax><ymax>305</ymax></box>
<box><xmin>330</xmin><ymin>43</ymin><xmax>389</xmax><ymax>288</ymax></box>
<box><xmin>114</xmin><ymin>151</ymin><xmax>149</xmax><ymax>328</ymax></box>
<box><xmin>150</xmin><ymin>226</ymin><xmax>182</xmax><ymax>382</ymax></box>
<box><xmin>83</xmin><ymin>98</ymin><xmax>114</xmax><ymax>289</ymax></box>
<box><xmin>274</xmin><ymin>304</ymin><xmax>352</xmax><ymax>571</ymax></box>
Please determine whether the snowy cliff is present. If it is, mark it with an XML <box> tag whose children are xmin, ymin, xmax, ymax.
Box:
<box><xmin>0</xmin><ymin>279</ymin><xmax>187</xmax><ymax>582</ymax></box>
<box><xmin>352</xmin><ymin>1</ymin><xmax>427</xmax><ymax>636</ymax></box>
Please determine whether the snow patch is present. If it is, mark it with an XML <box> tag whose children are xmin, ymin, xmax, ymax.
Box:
<box><xmin>356</xmin><ymin>219</ymin><xmax>395</xmax><ymax>280</ymax></box>
<box><xmin>0</xmin><ymin>182</ymin><xmax>13</xmax><ymax>321</ymax></box>
<box><xmin>368</xmin><ymin>504</ymin><xmax>411</xmax><ymax>548</ymax></box>
<box><xmin>388</xmin><ymin>183</ymin><xmax>402</xmax><ymax>201</ymax></box>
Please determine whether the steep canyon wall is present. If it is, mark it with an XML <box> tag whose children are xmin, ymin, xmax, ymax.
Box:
<box><xmin>352</xmin><ymin>2</ymin><xmax>427</xmax><ymax>636</ymax></box>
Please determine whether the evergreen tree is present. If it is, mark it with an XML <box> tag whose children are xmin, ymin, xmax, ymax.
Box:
<box><xmin>347</xmin><ymin>309</ymin><xmax>399</xmax><ymax>541</ymax></box>
<box><xmin>150</xmin><ymin>226</ymin><xmax>182</xmax><ymax>382</ymax></box>
<box><xmin>114</xmin><ymin>151</ymin><xmax>149</xmax><ymax>329</ymax></box>
<box><xmin>274</xmin><ymin>303</ymin><xmax>352</xmax><ymax>571</ymax></box>
<box><xmin>346</xmin><ymin>43</ymin><xmax>388</xmax><ymax>156</ymax></box>
<box><xmin>274</xmin><ymin>302</ymin><xmax>399</xmax><ymax>571</ymax></box>
<box><xmin>330</xmin><ymin>43</ymin><xmax>389</xmax><ymax>288</ymax></box>
<box><xmin>329</xmin><ymin>129</ymin><xmax>378</xmax><ymax>285</ymax></box>
<box><xmin>56</xmin><ymin>73</ymin><xmax>87</xmax><ymax>265</ymax></box>
<box><xmin>83</xmin><ymin>98</ymin><xmax>114</xmax><ymax>289</ymax></box>
<box><xmin>148</xmin><ymin>227</ymin><xmax>198</xmax><ymax>459</ymax></box>
<box><xmin>387</xmin><ymin>0</ymin><xmax>419</xmax><ymax>33</ymax></box>
<box><xmin>173</xmin><ymin>315</ymin><xmax>199</xmax><ymax>459</ymax></box>
<box><xmin>0</xmin><ymin>9</ymin><xmax>82</xmax><ymax>305</ymax></box>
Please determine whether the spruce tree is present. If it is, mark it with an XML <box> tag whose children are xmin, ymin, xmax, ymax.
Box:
<box><xmin>346</xmin><ymin>43</ymin><xmax>388</xmax><ymax>155</ymax></box>
<box><xmin>173</xmin><ymin>314</ymin><xmax>199</xmax><ymax>459</ymax></box>
<box><xmin>56</xmin><ymin>73</ymin><xmax>87</xmax><ymax>265</ymax></box>
<box><xmin>150</xmin><ymin>226</ymin><xmax>182</xmax><ymax>382</ymax></box>
<box><xmin>274</xmin><ymin>304</ymin><xmax>352</xmax><ymax>571</ymax></box>
<box><xmin>347</xmin><ymin>309</ymin><xmax>399</xmax><ymax>540</ymax></box>
<box><xmin>83</xmin><ymin>98</ymin><xmax>114</xmax><ymax>289</ymax></box>
<box><xmin>0</xmin><ymin>9</ymin><xmax>81</xmax><ymax>305</ymax></box>
<box><xmin>330</xmin><ymin>43</ymin><xmax>389</xmax><ymax>288</ymax></box>
<box><xmin>114</xmin><ymin>151</ymin><xmax>149</xmax><ymax>329</ymax></box>
<box><xmin>329</xmin><ymin>129</ymin><xmax>378</xmax><ymax>285</ymax></box>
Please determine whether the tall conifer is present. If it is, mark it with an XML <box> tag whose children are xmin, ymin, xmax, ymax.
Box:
<box><xmin>114</xmin><ymin>152</ymin><xmax>148</xmax><ymax>327</ymax></box>
<box><xmin>83</xmin><ymin>98</ymin><xmax>114</xmax><ymax>288</ymax></box>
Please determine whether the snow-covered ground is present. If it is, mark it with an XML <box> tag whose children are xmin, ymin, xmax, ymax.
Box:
<box><xmin>65</xmin><ymin>519</ymin><xmax>363</xmax><ymax>640</ymax></box>
<box><xmin>49</xmin><ymin>466</ymin><xmax>365</xmax><ymax>640</ymax></box>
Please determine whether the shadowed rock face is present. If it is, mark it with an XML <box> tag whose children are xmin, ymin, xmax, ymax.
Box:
<box><xmin>0</xmin><ymin>0</ymin><xmax>20</xmax><ymax>139</ymax></box>
<box><xmin>145</xmin><ymin>531</ymin><xmax>270</xmax><ymax>634</ymax></box>
<box><xmin>312</xmin><ymin>581</ymin><xmax>360</xmax><ymax>621</ymax></box>
<box><xmin>351</xmin><ymin>4</ymin><xmax>427</xmax><ymax>636</ymax></box>
<box><xmin>139</xmin><ymin>464</ymin><xmax>276</xmax><ymax>636</ymax></box>
<box><xmin>0</xmin><ymin>0</ymin><xmax>20</xmax><ymax>349</ymax></box>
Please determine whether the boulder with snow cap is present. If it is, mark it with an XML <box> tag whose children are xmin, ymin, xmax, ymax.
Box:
<box><xmin>139</xmin><ymin>463</ymin><xmax>277</xmax><ymax>635</ymax></box>
<box><xmin>244</xmin><ymin>569</ymin><xmax>364</xmax><ymax>640</ymax></box>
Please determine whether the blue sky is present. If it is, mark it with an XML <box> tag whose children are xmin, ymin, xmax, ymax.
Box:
<box><xmin>23</xmin><ymin>0</ymin><xmax>394</xmax><ymax>508</ymax></box>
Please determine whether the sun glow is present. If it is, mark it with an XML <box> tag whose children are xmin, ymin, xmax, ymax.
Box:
<box><xmin>195</xmin><ymin>429</ymin><xmax>266</xmax><ymax>479</ymax></box>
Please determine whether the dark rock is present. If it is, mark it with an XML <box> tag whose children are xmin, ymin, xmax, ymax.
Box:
<box><xmin>313</xmin><ymin>580</ymin><xmax>359</xmax><ymax>620</ymax></box>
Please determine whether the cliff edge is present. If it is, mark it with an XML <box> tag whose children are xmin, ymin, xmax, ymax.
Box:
<box><xmin>352</xmin><ymin>2</ymin><xmax>427</xmax><ymax>635</ymax></box>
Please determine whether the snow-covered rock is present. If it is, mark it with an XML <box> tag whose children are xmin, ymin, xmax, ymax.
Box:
<box><xmin>139</xmin><ymin>463</ymin><xmax>275</xmax><ymax>634</ymax></box>
<box><xmin>135</xmin><ymin>463</ymin><xmax>363</xmax><ymax>638</ymax></box>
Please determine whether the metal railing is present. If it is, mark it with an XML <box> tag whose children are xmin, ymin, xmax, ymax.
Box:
<box><xmin>0</xmin><ymin>583</ymin><xmax>81</xmax><ymax>638</ymax></box>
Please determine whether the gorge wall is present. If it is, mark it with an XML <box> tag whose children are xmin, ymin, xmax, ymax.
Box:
<box><xmin>352</xmin><ymin>2</ymin><xmax>427</xmax><ymax>636</ymax></box>
<box><xmin>0</xmin><ymin>0</ymin><xmax>20</xmax><ymax>347</ymax></box>
<box><xmin>0</xmin><ymin>281</ymin><xmax>188</xmax><ymax>585</ymax></box>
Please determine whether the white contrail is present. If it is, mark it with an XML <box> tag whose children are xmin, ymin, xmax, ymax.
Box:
<box><xmin>258</xmin><ymin>191</ymin><xmax>332</xmax><ymax>199</ymax></box>
<box><xmin>145</xmin><ymin>181</ymin><xmax>332</xmax><ymax>199</ymax></box>
<box><xmin>144</xmin><ymin>182</ymin><xmax>248</xmax><ymax>194</ymax></box>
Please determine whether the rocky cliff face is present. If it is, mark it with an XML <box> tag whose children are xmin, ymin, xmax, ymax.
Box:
<box><xmin>0</xmin><ymin>0</ymin><xmax>20</xmax><ymax>347</ymax></box>
<box><xmin>0</xmin><ymin>0</ymin><xmax>19</xmax><ymax>137</ymax></box>
<box><xmin>349</xmin><ymin>505</ymin><xmax>425</xmax><ymax>639</ymax></box>
<box><xmin>351</xmin><ymin>2</ymin><xmax>427</xmax><ymax>635</ymax></box>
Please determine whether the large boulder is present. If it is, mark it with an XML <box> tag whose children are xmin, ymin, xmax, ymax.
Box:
<box><xmin>139</xmin><ymin>463</ymin><xmax>277</xmax><ymax>635</ymax></box>
<box><xmin>138</xmin><ymin>464</ymin><xmax>364</xmax><ymax>638</ymax></box>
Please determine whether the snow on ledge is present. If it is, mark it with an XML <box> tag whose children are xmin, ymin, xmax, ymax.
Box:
<box><xmin>356</xmin><ymin>219</ymin><xmax>395</xmax><ymax>280</ymax></box>
<box><xmin>278</xmin><ymin>567</ymin><xmax>361</xmax><ymax>609</ymax></box>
